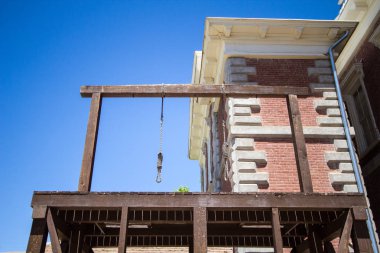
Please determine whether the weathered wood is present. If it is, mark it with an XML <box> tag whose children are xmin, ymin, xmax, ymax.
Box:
<box><xmin>193</xmin><ymin>207</ymin><xmax>207</xmax><ymax>253</ymax></box>
<box><xmin>287</xmin><ymin>94</ymin><xmax>313</xmax><ymax>193</ymax></box>
<box><xmin>118</xmin><ymin>207</ymin><xmax>129</xmax><ymax>253</ymax></box>
<box><xmin>47</xmin><ymin>209</ymin><xmax>62</xmax><ymax>253</ymax></box>
<box><xmin>32</xmin><ymin>206</ymin><xmax>47</xmax><ymax>219</ymax></box>
<box><xmin>32</xmin><ymin>192</ymin><xmax>367</xmax><ymax>209</ymax></box>
<box><xmin>351</xmin><ymin>220</ymin><xmax>374</xmax><ymax>253</ymax></box>
<box><xmin>337</xmin><ymin>210</ymin><xmax>353</xmax><ymax>253</ymax></box>
<box><xmin>26</xmin><ymin>219</ymin><xmax>48</xmax><ymax>253</ymax></box>
<box><xmin>80</xmin><ymin>84</ymin><xmax>310</xmax><ymax>97</ymax></box>
<box><xmin>271</xmin><ymin>208</ymin><xmax>283</xmax><ymax>253</ymax></box>
<box><xmin>78</xmin><ymin>93</ymin><xmax>102</xmax><ymax>192</ymax></box>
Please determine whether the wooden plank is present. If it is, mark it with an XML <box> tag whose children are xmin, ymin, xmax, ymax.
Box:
<box><xmin>193</xmin><ymin>207</ymin><xmax>207</xmax><ymax>253</ymax></box>
<box><xmin>287</xmin><ymin>94</ymin><xmax>313</xmax><ymax>193</ymax></box>
<box><xmin>337</xmin><ymin>210</ymin><xmax>353</xmax><ymax>253</ymax></box>
<box><xmin>78</xmin><ymin>93</ymin><xmax>102</xmax><ymax>192</ymax></box>
<box><xmin>271</xmin><ymin>208</ymin><xmax>283</xmax><ymax>253</ymax></box>
<box><xmin>80</xmin><ymin>84</ymin><xmax>310</xmax><ymax>98</ymax></box>
<box><xmin>47</xmin><ymin>209</ymin><xmax>62</xmax><ymax>253</ymax></box>
<box><xmin>69</xmin><ymin>224</ymin><xmax>86</xmax><ymax>253</ymax></box>
<box><xmin>118</xmin><ymin>207</ymin><xmax>129</xmax><ymax>253</ymax></box>
<box><xmin>32</xmin><ymin>192</ymin><xmax>367</xmax><ymax>209</ymax></box>
<box><xmin>26</xmin><ymin>219</ymin><xmax>48</xmax><ymax>253</ymax></box>
<box><xmin>351</xmin><ymin>220</ymin><xmax>374</xmax><ymax>253</ymax></box>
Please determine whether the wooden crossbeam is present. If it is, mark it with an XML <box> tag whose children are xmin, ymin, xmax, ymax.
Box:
<box><xmin>32</xmin><ymin>192</ymin><xmax>367</xmax><ymax>209</ymax></box>
<box><xmin>80</xmin><ymin>84</ymin><xmax>310</xmax><ymax>97</ymax></box>
<box><xmin>337</xmin><ymin>210</ymin><xmax>353</xmax><ymax>253</ymax></box>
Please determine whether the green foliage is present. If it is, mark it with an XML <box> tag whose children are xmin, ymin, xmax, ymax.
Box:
<box><xmin>176</xmin><ymin>186</ymin><xmax>190</xmax><ymax>192</ymax></box>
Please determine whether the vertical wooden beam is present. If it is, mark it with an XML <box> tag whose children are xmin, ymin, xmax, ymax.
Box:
<box><xmin>287</xmin><ymin>94</ymin><xmax>313</xmax><ymax>193</ymax></box>
<box><xmin>78</xmin><ymin>92</ymin><xmax>102</xmax><ymax>192</ymax></box>
<box><xmin>308</xmin><ymin>225</ymin><xmax>323</xmax><ymax>253</ymax></box>
<box><xmin>47</xmin><ymin>209</ymin><xmax>62</xmax><ymax>253</ymax></box>
<box><xmin>26</xmin><ymin>219</ymin><xmax>48</xmax><ymax>253</ymax></box>
<box><xmin>118</xmin><ymin>207</ymin><xmax>129</xmax><ymax>253</ymax></box>
<box><xmin>337</xmin><ymin>210</ymin><xmax>353</xmax><ymax>253</ymax></box>
<box><xmin>193</xmin><ymin>207</ymin><xmax>207</xmax><ymax>253</ymax></box>
<box><xmin>271</xmin><ymin>208</ymin><xmax>283</xmax><ymax>253</ymax></box>
<box><xmin>351</xmin><ymin>218</ymin><xmax>374</xmax><ymax>253</ymax></box>
<box><xmin>69</xmin><ymin>225</ymin><xmax>85</xmax><ymax>253</ymax></box>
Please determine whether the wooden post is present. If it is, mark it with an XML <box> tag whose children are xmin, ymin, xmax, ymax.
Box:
<box><xmin>337</xmin><ymin>210</ymin><xmax>353</xmax><ymax>253</ymax></box>
<box><xmin>271</xmin><ymin>208</ymin><xmax>283</xmax><ymax>253</ymax></box>
<box><xmin>351</xmin><ymin>208</ymin><xmax>374</xmax><ymax>253</ymax></box>
<box><xmin>47</xmin><ymin>209</ymin><xmax>62</xmax><ymax>253</ymax></box>
<box><xmin>78</xmin><ymin>92</ymin><xmax>102</xmax><ymax>192</ymax></box>
<box><xmin>287</xmin><ymin>94</ymin><xmax>313</xmax><ymax>193</ymax></box>
<box><xmin>27</xmin><ymin>206</ymin><xmax>48</xmax><ymax>253</ymax></box>
<box><xmin>26</xmin><ymin>219</ymin><xmax>48</xmax><ymax>253</ymax></box>
<box><xmin>118</xmin><ymin>207</ymin><xmax>129</xmax><ymax>253</ymax></box>
<box><xmin>193</xmin><ymin>207</ymin><xmax>207</xmax><ymax>253</ymax></box>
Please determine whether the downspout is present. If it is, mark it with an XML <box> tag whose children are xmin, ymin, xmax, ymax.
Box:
<box><xmin>328</xmin><ymin>31</ymin><xmax>379</xmax><ymax>252</ymax></box>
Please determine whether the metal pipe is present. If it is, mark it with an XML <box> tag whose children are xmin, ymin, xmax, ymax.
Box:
<box><xmin>328</xmin><ymin>31</ymin><xmax>379</xmax><ymax>252</ymax></box>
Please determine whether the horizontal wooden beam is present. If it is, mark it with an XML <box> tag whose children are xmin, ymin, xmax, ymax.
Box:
<box><xmin>32</xmin><ymin>192</ymin><xmax>366</xmax><ymax>209</ymax></box>
<box><xmin>80</xmin><ymin>84</ymin><xmax>310</xmax><ymax>98</ymax></box>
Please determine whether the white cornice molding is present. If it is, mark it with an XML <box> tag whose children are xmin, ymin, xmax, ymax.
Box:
<box><xmin>336</xmin><ymin>0</ymin><xmax>380</xmax><ymax>74</ymax></box>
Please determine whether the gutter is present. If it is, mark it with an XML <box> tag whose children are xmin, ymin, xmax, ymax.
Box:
<box><xmin>328</xmin><ymin>31</ymin><xmax>380</xmax><ymax>252</ymax></box>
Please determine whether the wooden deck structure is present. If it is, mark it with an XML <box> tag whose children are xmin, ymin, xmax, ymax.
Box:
<box><xmin>27</xmin><ymin>84</ymin><xmax>374</xmax><ymax>253</ymax></box>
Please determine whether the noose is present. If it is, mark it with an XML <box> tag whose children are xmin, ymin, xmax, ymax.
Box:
<box><xmin>156</xmin><ymin>95</ymin><xmax>164</xmax><ymax>183</ymax></box>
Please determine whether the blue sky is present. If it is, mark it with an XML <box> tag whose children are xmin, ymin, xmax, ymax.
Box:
<box><xmin>0</xmin><ymin>0</ymin><xmax>341</xmax><ymax>250</ymax></box>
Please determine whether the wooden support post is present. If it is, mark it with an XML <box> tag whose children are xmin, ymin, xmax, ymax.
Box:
<box><xmin>337</xmin><ymin>210</ymin><xmax>353</xmax><ymax>253</ymax></box>
<box><xmin>78</xmin><ymin>92</ymin><xmax>102</xmax><ymax>192</ymax></box>
<box><xmin>118</xmin><ymin>207</ymin><xmax>129</xmax><ymax>253</ymax></box>
<box><xmin>47</xmin><ymin>208</ymin><xmax>62</xmax><ymax>253</ymax></box>
<box><xmin>271</xmin><ymin>208</ymin><xmax>283</xmax><ymax>253</ymax></box>
<box><xmin>287</xmin><ymin>94</ymin><xmax>313</xmax><ymax>193</ymax></box>
<box><xmin>69</xmin><ymin>224</ymin><xmax>86</xmax><ymax>253</ymax></box>
<box><xmin>351</xmin><ymin>208</ymin><xmax>374</xmax><ymax>253</ymax></box>
<box><xmin>26</xmin><ymin>219</ymin><xmax>48</xmax><ymax>253</ymax></box>
<box><xmin>193</xmin><ymin>207</ymin><xmax>207</xmax><ymax>253</ymax></box>
<box><xmin>308</xmin><ymin>225</ymin><xmax>323</xmax><ymax>253</ymax></box>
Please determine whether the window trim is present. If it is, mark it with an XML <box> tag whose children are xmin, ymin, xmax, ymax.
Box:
<box><xmin>342</xmin><ymin>63</ymin><xmax>380</xmax><ymax>156</ymax></box>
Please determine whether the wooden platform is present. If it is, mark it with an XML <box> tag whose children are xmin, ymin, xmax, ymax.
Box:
<box><xmin>27</xmin><ymin>192</ymin><xmax>373</xmax><ymax>253</ymax></box>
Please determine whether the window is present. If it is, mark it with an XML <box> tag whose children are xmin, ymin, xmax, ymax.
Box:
<box><xmin>343</xmin><ymin>63</ymin><xmax>380</xmax><ymax>156</ymax></box>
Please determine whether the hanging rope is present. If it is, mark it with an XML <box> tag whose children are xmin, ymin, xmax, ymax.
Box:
<box><xmin>156</xmin><ymin>89</ymin><xmax>164</xmax><ymax>183</ymax></box>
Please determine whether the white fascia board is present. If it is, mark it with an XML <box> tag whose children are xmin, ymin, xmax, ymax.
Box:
<box><xmin>223</xmin><ymin>41</ymin><xmax>331</xmax><ymax>58</ymax></box>
<box><xmin>336</xmin><ymin>0</ymin><xmax>380</xmax><ymax>74</ymax></box>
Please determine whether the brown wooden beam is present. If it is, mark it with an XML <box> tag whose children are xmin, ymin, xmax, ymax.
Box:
<box><xmin>32</xmin><ymin>192</ymin><xmax>367</xmax><ymax>209</ymax></box>
<box><xmin>337</xmin><ymin>210</ymin><xmax>353</xmax><ymax>253</ymax></box>
<box><xmin>47</xmin><ymin>209</ymin><xmax>62</xmax><ymax>253</ymax></box>
<box><xmin>118</xmin><ymin>207</ymin><xmax>129</xmax><ymax>253</ymax></box>
<box><xmin>193</xmin><ymin>207</ymin><xmax>207</xmax><ymax>253</ymax></box>
<box><xmin>308</xmin><ymin>225</ymin><xmax>323</xmax><ymax>253</ymax></box>
<box><xmin>351</xmin><ymin>219</ymin><xmax>374</xmax><ymax>253</ymax></box>
<box><xmin>78</xmin><ymin>93</ymin><xmax>102</xmax><ymax>192</ymax></box>
<box><xmin>80</xmin><ymin>84</ymin><xmax>310</xmax><ymax>98</ymax></box>
<box><xmin>26</xmin><ymin>218</ymin><xmax>48</xmax><ymax>253</ymax></box>
<box><xmin>69</xmin><ymin>224</ymin><xmax>86</xmax><ymax>253</ymax></box>
<box><xmin>287</xmin><ymin>94</ymin><xmax>313</xmax><ymax>193</ymax></box>
<box><xmin>319</xmin><ymin>211</ymin><xmax>348</xmax><ymax>242</ymax></box>
<box><xmin>271</xmin><ymin>208</ymin><xmax>283</xmax><ymax>253</ymax></box>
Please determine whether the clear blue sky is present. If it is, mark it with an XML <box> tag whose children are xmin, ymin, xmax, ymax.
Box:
<box><xmin>0</xmin><ymin>0</ymin><xmax>341</xmax><ymax>251</ymax></box>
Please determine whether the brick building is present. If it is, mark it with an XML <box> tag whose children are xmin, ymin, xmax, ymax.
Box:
<box><xmin>189</xmin><ymin>0</ymin><xmax>380</xmax><ymax>251</ymax></box>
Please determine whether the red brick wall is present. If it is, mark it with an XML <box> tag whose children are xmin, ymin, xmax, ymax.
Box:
<box><xmin>246</xmin><ymin>58</ymin><xmax>318</xmax><ymax>87</ymax></box>
<box><xmin>222</xmin><ymin>58</ymin><xmax>337</xmax><ymax>193</ymax></box>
